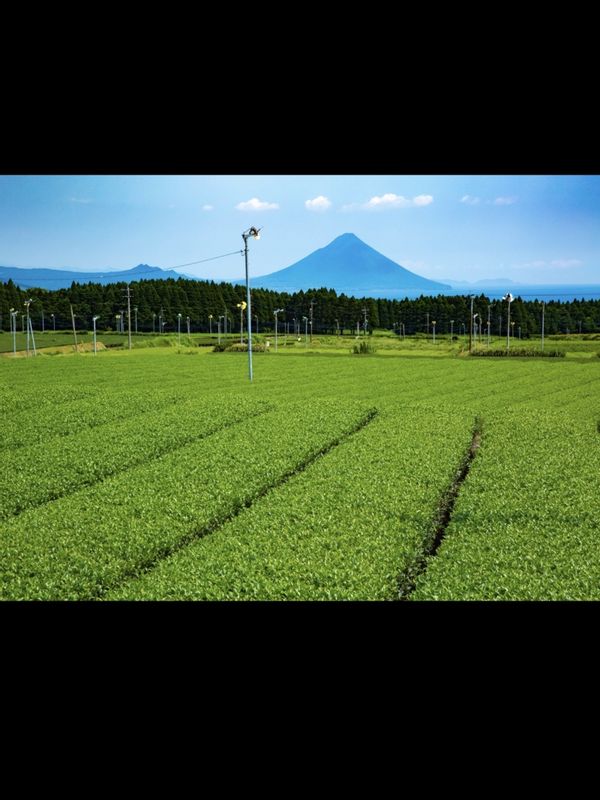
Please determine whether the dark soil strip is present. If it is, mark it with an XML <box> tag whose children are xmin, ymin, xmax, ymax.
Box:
<box><xmin>398</xmin><ymin>415</ymin><xmax>484</xmax><ymax>599</ymax></box>
<box><xmin>93</xmin><ymin>407</ymin><xmax>379</xmax><ymax>600</ymax></box>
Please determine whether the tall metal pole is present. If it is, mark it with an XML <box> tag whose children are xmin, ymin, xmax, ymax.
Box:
<box><xmin>309</xmin><ymin>299</ymin><xmax>315</xmax><ymax>342</ymax></box>
<box><xmin>70</xmin><ymin>304</ymin><xmax>78</xmax><ymax>352</ymax></box>
<box><xmin>426</xmin><ymin>311</ymin><xmax>429</xmax><ymax>336</ymax></box>
<box><xmin>469</xmin><ymin>297</ymin><xmax>474</xmax><ymax>352</ymax></box>
<box><xmin>134</xmin><ymin>306</ymin><xmax>138</xmax><ymax>335</ymax></box>
<box><xmin>507</xmin><ymin>300</ymin><xmax>511</xmax><ymax>351</ymax></box>
<box><xmin>209</xmin><ymin>315</ymin><xmax>213</xmax><ymax>335</ymax></box>
<box><xmin>25</xmin><ymin>301</ymin><xmax>30</xmax><ymax>357</ymax></box>
<box><xmin>41</xmin><ymin>309</ymin><xmax>45</xmax><ymax>333</ymax></box>
<box><xmin>541</xmin><ymin>301</ymin><xmax>545</xmax><ymax>351</ymax></box>
<box><xmin>450</xmin><ymin>319</ymin><xmax>454</xmax><ymax>339</ymax></box>
<box><xmin>93</xmin><ymin>316</ymin><xmax>98</xmax><ymax>355</ymax></box>
<box><xmin>177</xmin><ymin>313</ymin><xmax>182</xmax><ymax>345</ymax></box>
<box><xmin>243</xmin><ymin>233</ymin><xmax>253</xmax><ymax>382</ymax></box>
<box><xmin>11</xmin><ymin>310</ymin><xmax>17</xmax><ymax>356</ymax></box>
<box><xmin>126</xmin><ymin>286</ymin><xmax>132</xmax><ymax>350</ymax></box>
<box><xmin>28</xmin><ymin>316</ymin><xmax>37</xmax><ymax>356</ymax></box>
<box><xmin>487</xmin><ymin>305</ymin><xmax>491</xmax><ymax>347</ymax></box>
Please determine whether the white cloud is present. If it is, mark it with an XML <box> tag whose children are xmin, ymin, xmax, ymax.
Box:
<box><xmin>551</xmin><ymin>259</ymin><xmax>582</xmax><ymax>268</ymax></box>
<box><xmin>460</xmin><ymin>194</ymin><xmax>480</xmax><ymax>205</ymax></box>
<box><xmin>413</xmin><ymin>194</ymin><xmax>434</xmax><ymax>206</ymax></box>
<box><xmin>305</xmin><ymin>195</ymin><xmax>332</xmax><ymax>212</ymax></box>
<box><xmin>366</xmin><ymin>193</ymin><xmax>411</xmax><ymax>209</ymax></box>
<box><xmin>235</xmin><ymin>197</ymin><xmax>279</xmax><ymax>211</ymax></box>
<box><xmin>70</xmin><ymin>197</ymin><xmax>92</xmax><ymax>204</ymax></box>
<box><xmin>202</xmin><ymin>204</ymin><xmax>214</xmax><ymax>211</ymax></box>
<box><xmin>362</xmin><ymin>193</ymin><xmax>433</xmax><ymax>210</ymax></box>
<box><xmin>493</xmin><ymin>196</ymin><xmax>518</xmax><ymax>205</ymax></box>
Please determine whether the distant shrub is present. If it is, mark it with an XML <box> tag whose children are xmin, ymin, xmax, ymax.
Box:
<box><xmin>352</xmin><ymin>340</ymin><xmax>376</xmax><ymax>354</ymax></box>
<box><xmin>212</xmin><ymin>342</ymin><xmax>266</xmax><ymax>353</ymax></box>
<box><xmin>226</xmin><ymin>342</ymin><xmax>266</xmax><ymax>352</ymax></box>
<box><xmin>470</xmin><ymin>348</ymin><xmax>565</xmax><ymax>358</ymax></box>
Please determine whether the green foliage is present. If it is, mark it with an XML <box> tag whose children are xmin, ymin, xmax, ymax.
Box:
<box><xmin>352</xmin><ymin>340</ymin><xmax>376</xmax><ymax>354</ymax></box>
<box><xmin>1</xmin><ymin>347</ymin><xmax>599</xmax><ymax>600</ymax></box>
<box><xmin>471</xmin><ymin>348</ymin><xmax>565</xmax><ymax>358</ymax></box>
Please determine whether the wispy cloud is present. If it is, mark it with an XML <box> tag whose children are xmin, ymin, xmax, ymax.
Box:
<box><xmin>305</xmin><ymin>195</ymin><xmax>332</xmax><ymax>212</ymax></box>
<box><xmin>493</xmin><ymin>196</ymin><xmax>518</xmax><ymax>205</ymax></box>
<box><xmin>70</xmin><ymin>197</ymin><xmax>93</xmax><ymax>204</ymax></box>
<box><xmin>460</xmin><ymin>194</ymin><xmax>480</xmax><ymax>205</ymax></box>
<box><xmin>202</xmin><ymin>204</ymin><xmax>214</xmax><ymax>211</ymax></box>
<box><xmin>235</xmin><ymin>197</ymin><xmax>279</xmax><ymax>211</ymax></box>
<box><xmin>518</xmin><ymin>258</ymin><xmax>582</xmax><ymax>269</ymax></box>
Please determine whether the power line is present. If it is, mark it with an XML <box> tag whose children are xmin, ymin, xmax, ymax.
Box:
<box><xmin>168</xmin><ymin>250</ymin><xmax>243</xmax><ymax>270</ymax></box>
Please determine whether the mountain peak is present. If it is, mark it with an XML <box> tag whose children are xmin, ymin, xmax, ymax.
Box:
<box><xmin>244</xmin><ymin>234</ymin><xmax>451</xmax><ymax>296</ymax></box>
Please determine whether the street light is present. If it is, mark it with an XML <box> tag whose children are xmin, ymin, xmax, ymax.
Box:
<box><xmin>432</xmin><ymin>320</ymin><xmax>436</xmax><ymax>344</ymax></box>
<box><xmin>186</xmin><ymin>316</ymin><xmax>191</xmax><ymax>339</ymax></box>
<box><xmin>92</xmin><ymin>315</ymin><xmax>100</xmax><ymax>355</ymax></box>
<box><xmin>134</xmin><ymin>306</ymin><xmax>138</xmax><ymax>334</ymax></box>
<box><xmin>10</xmin><ymin>309</ymin><xmax>17</xmax><ymax>356</ymax></box>
<box><xmin>237</xmin><ymin>301</ymin><xmax>247</xmax><ymax>344</ymax></box>
<box><xmin>503</xmin><ymin>293</ymin><xmax>514</xmax><ymax>351</ymax></box>
<box><xmin>177</xmin><ymin>312</ymin><xmax>182</xmax><ymax>345</ymax></box>
<box><xmin>209</xmin><ymin>314</ymin><xmax>213</xmax><ymax>335</ymax></box>
<box><xmin>450</xmin><ymin>319</ymin><xmax>454</xmax><ymax>339</ymax></box>
<box><xmin>302</xmin><ymin>315</ymin><xmax>308</xmax><ymax>347</ymax></box>
<box><xmin>51</xmin><ymin>312</ymin><xmax>55</xmax><ymax>331</ymax></box>
<box><xmin>24</xmin><ymin>298</ymin><xmax>33</xmax><ymax>357</ymax></box>
<box><xmin>242</xmin><ymin>226</ymin><xmax>261</xmax><ymax>382</ymax></box>
<box><xmin>218</xmin><ymin>315</ymin><xmax>224</xmax><ymax>345</ymax></box>
<box><xmin>274</xmin><ymin>308</ymin><xmax>284</xmax><ymax>351</ymax></box>
<box><xmin>152</xmin><ymin>312</ymin><xmax>156</xmax><ymax>334</ymax></box>
<box><xmin>254</xmin><ymin>314</ymin><xmax>259</xmax><ymax>334</ymax></box>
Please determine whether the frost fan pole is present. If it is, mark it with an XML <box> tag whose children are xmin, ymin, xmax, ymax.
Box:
<box><xmin>70</xmin><ymin>304</ymin><xmax>78</xmax><ymax>353</ymax></box>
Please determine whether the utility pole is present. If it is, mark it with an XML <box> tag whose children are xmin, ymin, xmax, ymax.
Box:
<box><xmin>124</xmin><ymin>285</ymin><xmax>132</xmax><ymax>350</ymax></box>
<box><xmin>469</xmin><ymin>296</ymin><xmax>474</xmax><ymax>352</ymax></box>
<box><xmin>363</xmin><ymin>306</ymin><xmax>368</xmax><ymax>336</ymax></box>
<box><xmin>541</xmin><ymin>301</ymin><xmax>545</xmax><ymax>351</ymax></box>
<box><xmin>309</xmin><ymin>298</ymin><xmax>315</xmax><ymax>342</ymax></box>
<box><xmin>70</xmin><ymin>303</ymin><xmax>78</xmax><ymax>352</ymax></box>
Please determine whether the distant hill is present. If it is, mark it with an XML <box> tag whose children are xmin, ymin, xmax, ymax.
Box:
<box><xmin>0</xmin><ymin>263</ymin><xmax>184</xmax><ymax>290</ymax></box>
<box><xmin>240</xmin><ymin>233</ymin><xmax>450</xmax><ymax>296</ymax></box>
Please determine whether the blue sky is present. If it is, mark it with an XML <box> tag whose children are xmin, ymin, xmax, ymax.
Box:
<box><xmin>0</xmin><ymin>175</ymin><xmax>599</xmax><ymax>284</ymax></box>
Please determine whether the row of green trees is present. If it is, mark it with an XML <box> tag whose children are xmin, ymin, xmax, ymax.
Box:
<box><xmin>1</xmin><ymin>277</ymin><xmax>599</xmax><ymax>335</ymax></box>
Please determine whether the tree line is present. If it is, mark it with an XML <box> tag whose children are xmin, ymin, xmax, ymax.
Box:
<box><xmin>1</xmin><ymin>277</ymin><xmax>599</xmax><ymax>335</ymax></box>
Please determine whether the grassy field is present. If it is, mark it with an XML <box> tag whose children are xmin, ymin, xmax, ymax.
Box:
<box><xmin>1</xmin><ymin>338</ymin><xmax>599</xmax><ymax>600</ymax></box>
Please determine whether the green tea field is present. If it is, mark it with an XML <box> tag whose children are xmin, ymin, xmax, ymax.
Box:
<box><xmin>1</xmin><ymin>343</ymin><xmax>599</xmax><ymax>600</ymax></box>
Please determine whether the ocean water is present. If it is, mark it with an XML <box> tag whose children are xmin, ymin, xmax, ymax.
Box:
<box><xmin>368</xmin><ymin>285</ymin><xmax>600</xmax><ymax>302</ymax></box>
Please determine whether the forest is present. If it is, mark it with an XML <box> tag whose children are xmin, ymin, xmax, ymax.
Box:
<box><xmin>1</xmin><ymin>276</ymin><xmax>599</xmax><ymax>336</ymax></box>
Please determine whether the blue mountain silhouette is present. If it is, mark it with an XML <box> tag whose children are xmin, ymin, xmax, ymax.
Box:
<box><xmin>243</xmin><ymin>233</ymin><xmax>450</xmax><ymax>294</ymax></box>
<box><xmin>0</xmin><ymin>264</ymin><xmax>183</xmax><ymax>290</ymax></box>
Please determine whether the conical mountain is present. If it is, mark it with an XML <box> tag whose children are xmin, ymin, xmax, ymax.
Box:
<box><xmin>246</xmin><ymin>233</ymin><xmax>450</xmax><ymax>295</ymax></box>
